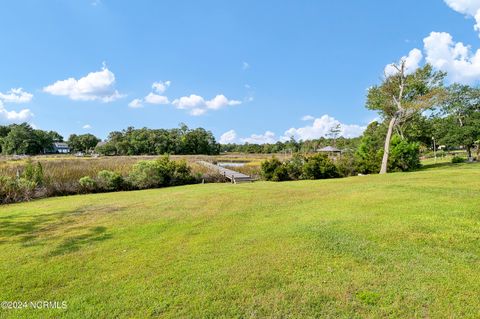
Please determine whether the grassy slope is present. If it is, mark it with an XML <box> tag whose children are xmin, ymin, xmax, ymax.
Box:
<box><xmin>1</xmin><ymin>164</ymin><xmax>479</xmax><ymax>318</ymax></box>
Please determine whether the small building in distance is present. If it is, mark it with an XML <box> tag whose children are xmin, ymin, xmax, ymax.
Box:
<box><xmin>52</xmin><ymin>142</ymin><xmax>70</xmax><ymax>154</ymax></box>
<box><xmin>317</xmin><ymin>146</ymin><xmax>342</xmax><ymax>155</ymax></box>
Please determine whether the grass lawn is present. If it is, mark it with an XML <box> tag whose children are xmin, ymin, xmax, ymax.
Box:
<box><xmin>1</xmin><ymin>163</ymin><xmax>479</xmax><ymax>318</ymax></box>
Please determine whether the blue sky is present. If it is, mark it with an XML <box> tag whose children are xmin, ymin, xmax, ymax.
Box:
<box><xmin>1</xmin><ymin>0</ymin><xmax>479</xmax><ymax>143</ymax></box>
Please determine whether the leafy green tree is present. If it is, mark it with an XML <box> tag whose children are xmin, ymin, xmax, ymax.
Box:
<box><xmin>366</xmin><ymin>63</ymin><xmax>445</xmax><ymax>173</ymax></box>
<box><xmin>68</xmin><ymin>133</ymin><xmax>100</xmax><ymax>153</ymax></box>
<box><xmin>437</xmin><ymin>84</ymin><xmax>480</xmax><ymax>158</ymax></box>
<box><xmin>355</xmin><ymin>122</ymin><xmax>386</xmax><ymax>174</ymax></box>
<box><xmin>96</xmin><ymin>124</ymin><xmax>219</xmax><ymax>156</ymax></box>
<box><xmin>1</xmin><ymin>123</ymin><xmax>41</xmax><ymax>155</ymax></box>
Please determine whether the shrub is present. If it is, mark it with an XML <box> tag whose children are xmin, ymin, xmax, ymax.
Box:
<box><xmin>0</xmin><ymin>176</ymin><xmax>19</xmax><ymax>204</ymax></box>
<box><xmin>335</xmin><ymin>151</ymin><xmax>357</xmax><ymax>177</ymax></box>
<box><xmin>355</xmin><ymin>138</ymin><xmax>383</xmax><ymax>174</ymax></box>
<box><xmin>97</xmin><ymin>170</ymin><xmax>124</xmax><ymax>191</ymax></box>
<box><xmin>286</xmin><ymin>154</ymin><xmax>306</xmax><ymax>180</ymax></box>
<box><xmin>302</xmin><ymin>154</ymin><xmax>339</xmax><ymax>180</ymax></box>
<box><xmin>79</xmin><ymin>176</ymin><xmax>97</xmax><ymax>193</ymax></box>
<box><xmin>16</xmin><ymin>178</ymin><xmax>37</xmax><ymax>201</ymax></box>
<box><xmin>260</xmin><ymin>157</ymin><xmax>283</xmax><ymax>181</ymax></box>
<box><xmin>172</xmin><ymin>160</ymin><xmax>196</xmax><ymax>185</ymax></box>
<box><xmin>388</xmin><ymin>135</ymin><xmax>421</xmax><ymax>172</ymax></box>
<box><xmin>271</xmin><ymin>164</ymin><xmax>291</xmax><ymax>181</ymax></box>
<box><xmin>0</xmin><ymin>176</ymin><xmax>36</xmax><ymax>204</ymax></box>
<box><xmin>452</xmin><ymin>156</ymin><xmax>465</xmax><ymax>163</ymax></box>
<box><xmin>260</xmin><ymin>157</ymin><xmax>291</xmax><ymax>181</ymax></box>
<box><xmin>22</xmin><ymin>161</ymin><xmax>44</xmax><ymax>186</ymax></box>
<box><xmin>128</xmin><ymin>156</ymin><xmax>196</xmax><ymax>189</ymax></box>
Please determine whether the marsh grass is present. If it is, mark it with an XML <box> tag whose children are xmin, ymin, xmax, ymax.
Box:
<box><xmin>0</xmin><ymin>155</ymin><xmax>266</xmax><ymax>201</ymax></box>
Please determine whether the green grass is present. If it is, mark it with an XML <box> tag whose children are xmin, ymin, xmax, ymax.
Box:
<box><xmin>1</xmin><ymin>163</ymin><xmax>480</xmax><ymax>318</ymax></box>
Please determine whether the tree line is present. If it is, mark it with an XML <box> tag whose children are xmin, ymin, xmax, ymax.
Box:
<box><xmin>95</xmin><ymin>124</ymin><xmax>220</xmax><ymax>155</ymax></box>
<box><xmin>0</xmin><ymin>123</ymin><xmax>220</xmax><ymax>156</ymax></box>
<box><xmin>220</xmin><ymin>136</ymin><xmax>362</xmax><ymax>154</ymax></box>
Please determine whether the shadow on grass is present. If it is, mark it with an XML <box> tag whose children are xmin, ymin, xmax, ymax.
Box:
<box><xmin>49</xmin><ymin>226</ymin><xmax>112</xmax><ymax>256</ymax></box>
<box><xmin>420</xmin><ymin>161</ymin><xmax>479</xmax><ymax>171</ymax></box>
<box><xmin>0</xmin><ymin>211</ymin><xmax>71</xmax><ymax>244</ymax></box>
<box><xmin>420</xmin><ymin>162</ymin><xmax>456</xmax><ymax>170</ymax></box>
<box><xmin>0</xmin><ymin>207</ymin><xmax>114</xmax><ymax>256</ymax></box>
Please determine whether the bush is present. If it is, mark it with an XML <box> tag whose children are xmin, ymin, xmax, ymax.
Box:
<box><xmin>260</xmin><ymin>157</ymin><xmax>291</xmax><ymax>181</ymax></box>
<box><xmin>260</xmin><ymin>157</ymin><xmax>283</xmax><ymax>181</ymax></box>
<box><xmin>128</xmin><ymin>156</ymin><xmax>196</xmax><ymax>189</ymax></box>
<box><xmin>97</xmin><ymin>170</ymin><xmax>124</xmax><ymax>191</ymax></box>
<box><xmin>302</xmin><ymin>154</ymin><xmax>339</xmax><ymax>180</ymax></box>
<box><xmin>452</xmin><ymin>156</ymin><xmax>465</xmax><ymax>163</ymax></box>
<box><xmin>336</xmin><ymin>151</ymin><xmax>358</xmax><ymax>177</ymax></box>
<box><xmin>79</xmin><ymin>176</ymin><xmax>97</xmax><ymax>193</ymax></box>
<box><xmin>22</xmin><ymin>161</ymin><xmax>44</xmax><ymax>186</ymax></box>
<box><xmin>0</xmin><ymin>176</ymin><xmax>36</xmax><ymax>204</ymax></box>
<box><xmin>271</xmin><ymin>164</ymin><xmax>291</xmax><ymax>181</ymax></box>
<box><xmin>286</xmin><ymin>154</ymin><xmax>306</xmax><ymax>180</ymax></box>
<box><xmin>388</xmin><ymin>135</ymin><xmax>421</xmax><ymax>172</ymax></box>
<box><xmin>261</xmin><ymin>154</ymin><xmax>342</xmax><ymax>181</ymax></box>
<box><xmin>172</xmin><ymin>160</ymin><xmax>196</xmax><ymax>185</ymax></box>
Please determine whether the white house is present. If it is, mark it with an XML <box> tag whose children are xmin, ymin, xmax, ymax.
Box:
<box><xmin>52</xmin><ymin>142</ymin><xmax>70</xmax><ymax>154</ymax></box>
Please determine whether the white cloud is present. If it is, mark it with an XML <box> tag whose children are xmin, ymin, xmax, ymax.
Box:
<box><xmin>242</xmin><ymin>62</ymin><xmax>250</xmax><ymax>70</ymax></box>
<box><xmin>144</xmin><ymin>93</ymin><xmax>169</xmax><ymax>105</ymax></box>
<box><xmin>129</xmin><ymin>81</ymin><xmax>171</xmax><ymax>108</ymax></box>
<box><xmin>82</xmin><ymin>124</ymin><xmax>92</xmax><ymax>129</ymax></box>
<box><xmin>0</xmin><ymin>101</ymin><xmax>34</xmax><ymax>122</ymax></box>
<box><xmin>43</xmin><ymin>64</ymin><xmax>124</xmax><ymax>102</ymax></box>
<box><xmin>189</xmin><ymin>108</ymin><xmax>207</xmax><ymax>116</ymax></box>
<box><xmin>423</xmin><ymin>31</ymin><xmax>480</xmax><ymax>84</ymax></box>
<box><xmin>241</xmin><ymin>131</ymin><xmax>277</xmax><ymax>144</ymax></box>
<box><xmin>128</xmin><ymin>98</ymin><xmax>144</xmax><ymax>108</ymax></box>
<box><xmin>445</xmin><ymin>0</ymin><xmax>480</xmax><ymax>15</ymax></box>
<box><xmin>281</xmin><ymin>115</ymin><xmax>366</xmax><ymax>141</ymax></box>
<box><xmin>172</xmin><ymin>94</ymin><xmax>205</xmax><ymax>109</ymax></box>
<box><xmin>152</xmin><ymin>80</ymin><xmax>171</xmax><ymax>94</ymax></box>
<box><xmin>444</xmin><ymin>0</ymin><xmax>480</xmax><ymax>35</ymax></box>
<box><xmin>0</xmin><ymin>88</ymin><xmax>33</xmax><ymax>103</ymax></box>
<box><xmin>390</xmin><ymin>1</ymin><xmax>480</xmax><ymax>84</ymax></box>
<box><xmin>301</xmin><ymin>115</ymin><xmax>315</xmax><ymax>121</ymax></box>
<box><xmin>384</xmin><ymin>48</ymin><xmax>423</xmax><ymax>77</ymax></box>
<box><xmin>171</xmin><ymin>94</ymin><xmax>241</xmax><ymax>115</ymax></box>
<box><xmin>219</xmin><ymin>129</ymin><xmax>237</xmax><ymax>144</ymax></box>
<box><xmin>206</xmin><ymin>94</ymin><xmax>241</xmax><ymax>109</ymax></box>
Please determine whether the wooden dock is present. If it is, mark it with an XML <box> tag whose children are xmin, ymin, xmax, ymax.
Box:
<box><xmin>197</xmin><ymin>161</ymin><xmax>253</xmax><ymax>183</ymax></box>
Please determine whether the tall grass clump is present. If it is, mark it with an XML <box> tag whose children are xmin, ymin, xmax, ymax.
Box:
<box><xmin>0</xmin><ymin>156</ymin><xmax>201</xmax><ymax>204</ymax></box>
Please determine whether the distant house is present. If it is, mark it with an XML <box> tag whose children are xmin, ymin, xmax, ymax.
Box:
<box><xmin>52</xmin><ymin>142</ymin><xmax>70</xmax><ymax>154</ymax></box>
<box><xmin>317</xmin><ymin>146</ymin><xmax>342</xmax><ymax>154</ymax></box>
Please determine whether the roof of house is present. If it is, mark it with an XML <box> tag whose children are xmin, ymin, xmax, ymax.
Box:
<box><xmin>317</xmin><ymin>146</ymin><xmax>342</xmax><ymax>153</ymax></box>
<box><xmin>53</xmin><ymin>142</ymin><xmax>69</xmax><ymax>148</ymax></box>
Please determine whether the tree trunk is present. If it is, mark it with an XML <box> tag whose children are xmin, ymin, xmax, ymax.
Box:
<box><xmin>467</xmin><ymin>146</ymin><xmax>472</xmax><ymax>158</ymax></box>
<box><xmin>380</xmin><ymin>116</ymin><xmax>396</xmax><ymax>174</ymax></box>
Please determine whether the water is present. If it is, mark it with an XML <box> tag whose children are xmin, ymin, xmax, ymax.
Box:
<box><xmin>217</xmin><ymin>162</ymin><xmax>246</xmax><ymax>168</ymax></box>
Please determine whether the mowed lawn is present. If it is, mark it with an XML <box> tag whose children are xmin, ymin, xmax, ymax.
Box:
<box><xmin>1</xmin><ymin>164</ymin><xmax>480</xmax><ymax>318</ymax></box>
